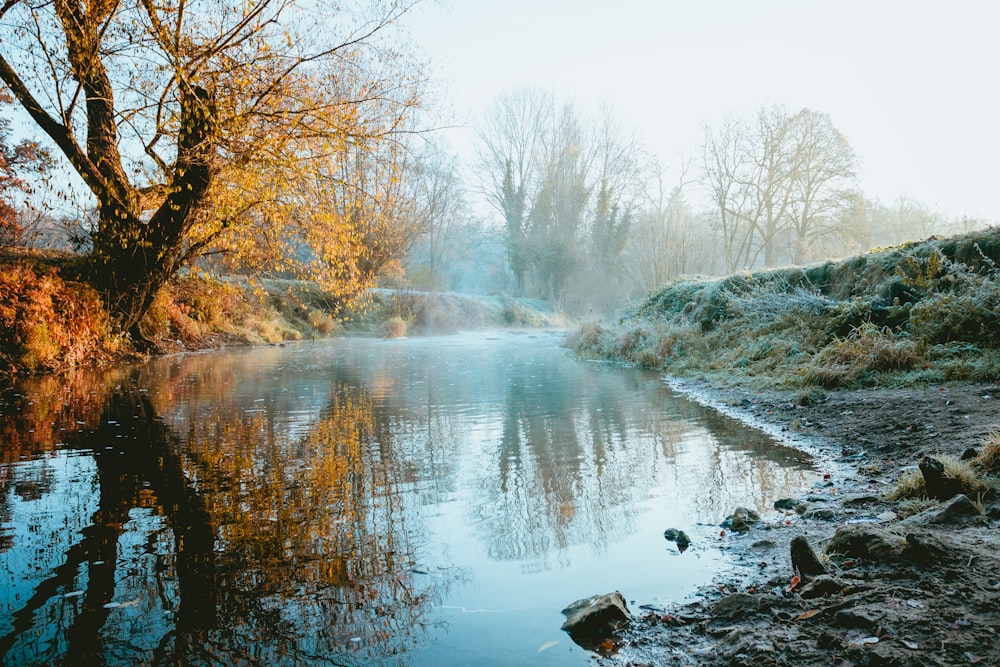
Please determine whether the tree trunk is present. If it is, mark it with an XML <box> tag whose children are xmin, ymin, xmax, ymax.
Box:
<box><xmin>87</xmin><ymin>86</ymin><xmax>216</xmax><ymax>336</ymax></box>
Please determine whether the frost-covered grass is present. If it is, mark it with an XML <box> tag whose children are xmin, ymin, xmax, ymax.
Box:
<box><xmin>569</xmin><ymin>227</ymin><xmax>1000</xmax><ymax>389</ymax></box>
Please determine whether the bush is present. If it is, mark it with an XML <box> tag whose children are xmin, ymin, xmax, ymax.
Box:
<box><xmin>380</xmin><ymin>316</ymin><xmax>407</xmax><ymax>339</ymax></box>
<box><xmin>0</xmin><ymin>262</ymin><xmax>117</xmax><ymax>372</ymax></box>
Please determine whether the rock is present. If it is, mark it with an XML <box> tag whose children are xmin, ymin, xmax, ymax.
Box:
<box><xmin>960</xmin><ymin>447</ymin><xmax>979</xmax><ymax>461</ymax></box>
<box><xmin>919</xmin><ymin>456</ymin><xmax>968</xmax><ymax>501</ymax></box>
<box><xmin>824</xmin><ymin>524</ymin><xmax>902</xmax><ymax>562</ymax></box>
<box><xmin>722</xmin><ymin>632</ymin><xmax>775</xmax><ymax>662</ymax></box>
<box><xmin>805</xmin><ymin>507</ymin><xmax>836</xmax><ymax>521</ymax></box>
<box><xmin>902</xmin><ymin>494</ymin><xmax>983</xmax><ymax>527</ymax></box>
<box><xmin>561</xmin><ymin>592</ymin><xmax>630</xmax><ymax>649</ymax></box>
<box><xmin>774</xmin><ymin>498</ymin><xmax>799</xmax><ymax>511</ymax></box>
<box><xmin>832</xmin><ymin>609</ymin><xmax>878</xmax><ymax>632</ymax></box>
<box><xmin>903</xmin><ymin>530</ymin><xmax>955</xmax><ymax>565</ymax></box>
<box><xmin>722</xmin><ymin>507</ymin><xmax>761</xmax><ymax>532</ymax></box>
<box><xmin>790</xmin><ymin>536</ymin><xmax>828</xmax><ymax>577</ymax></box>
<box><xmin>710</xmin><ymin>592</ymin><xmax>763</xmax><ymax>620</ymax></box>
<box><xmin>843</xmin><ymin>495</ymin><xmax>880</xmax><ymax>507</ymax></box>
<box><xmin>663</xmin><ymin>528</ymin><xmax>691</xmax><ymax>552</ymax></box>
<box><xmin>799</xmin><ymin>575</ymin><xmax>843</xmax><ymax>599</ymax></box>
<box><xmin>675</xmin><ymin>530</ymin><xmax>691</xmax><ymax>552</ymax></box>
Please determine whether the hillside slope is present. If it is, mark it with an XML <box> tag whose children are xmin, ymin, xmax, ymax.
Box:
<box><xmin>570</xmin><ymin>227</ymin><xmax>1000</xmax><ymax>388</ymax></box>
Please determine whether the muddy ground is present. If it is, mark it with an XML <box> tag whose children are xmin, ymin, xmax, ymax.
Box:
<box><xmin>602</xmin><ymin>381</ymin><xmax>1000</xmax><ymax>667</ymax></box>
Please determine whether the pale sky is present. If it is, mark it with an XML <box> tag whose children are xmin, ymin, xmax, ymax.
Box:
<box><xmin>402</xmin><ymin>0</ymin><xmax>1000</xmax><ymax>220</ymax></box>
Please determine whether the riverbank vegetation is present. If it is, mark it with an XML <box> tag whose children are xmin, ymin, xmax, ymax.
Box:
<box><xmin>569</xmin><ymin>226</ymin><xmax>1000</xmax><ymax>389</ymax></box>
<box><xmin>0</xmin><ymin>250</ymin><xmax>563</xmax><ymax>374</ymax></box>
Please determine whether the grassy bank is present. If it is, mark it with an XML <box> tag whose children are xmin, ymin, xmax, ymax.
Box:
<box><xmin>569</xmin><ymin>227</ymin><xmax>1000</xmax><ymax>389</ymax></box>
<box><xmin>1</xmin><ymin>252</ymin><xmax>564</xmax><ymax>375</ymax></box>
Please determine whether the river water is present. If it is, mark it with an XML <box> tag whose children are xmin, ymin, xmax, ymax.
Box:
<box><xmin>0</xmin><ymin>331</ymin><xmax>817</xmax><ymax>665</ymax></box>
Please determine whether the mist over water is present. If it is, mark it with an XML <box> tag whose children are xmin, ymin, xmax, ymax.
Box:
<box><xmin>1</xmin><ymin>332</ymin><xmax>818</xmax><ymax>665</ymax></box>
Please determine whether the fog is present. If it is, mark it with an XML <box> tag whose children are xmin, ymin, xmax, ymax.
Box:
<box><xmin>390</xmin><ymin>1</ymin><xmax>998</xmax><ymax>311</ymax></box>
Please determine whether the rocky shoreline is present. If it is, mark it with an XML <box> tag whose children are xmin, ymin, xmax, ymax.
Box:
<box><xmin>598</xmin><ymin>381</ymin><xmax>1000</xmax><ymax>667</ymax></box>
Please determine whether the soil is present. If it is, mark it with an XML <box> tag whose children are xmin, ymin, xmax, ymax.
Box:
<box><xmin>601</xmin><ymin>380</ymin><xmax>1000</xmax><ymax>667</ymax></box>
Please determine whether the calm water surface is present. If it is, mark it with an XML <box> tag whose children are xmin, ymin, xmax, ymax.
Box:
<box><xmin>0</xmin><ymin>331</ymin><xmax>818</xmax><ymax>665</ymax></box>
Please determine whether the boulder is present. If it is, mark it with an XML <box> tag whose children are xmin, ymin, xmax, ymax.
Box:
<box><xmin>710</xmin><ymin>592</ymin><xmax>763</xmax><ymax>621</ymax></box>
<box><xmin>902</xmin><ymin>494</ymin><xmax>983</xmax><ymax>527</ymax></box>
<box><xmin>824</xmin><ymin>524</ymin><xmax>903</xmax><ymax>562</ymax></box>
<box><xmin>561</xmin><ymin>592</ymin><xmax>630</xmax><ymax>649</ymax></box>
<box><xmin>722</xmin><ymin>507</ymin><xmax>761</xmax><ymax>532</ymax></box>
<box><xmin>664</xmin><ymin>528</ymin><xmax>691</xmax><ymax>552</ymax></box>
<box><xmin>800</xmin><ymin>575</ymin><xmax>843</xmax><ymax>599</ymax></box>
<box><xmin>903</xmin><ymin>530</ymin><xmax>955</xmax><ymax>565</ymax></box>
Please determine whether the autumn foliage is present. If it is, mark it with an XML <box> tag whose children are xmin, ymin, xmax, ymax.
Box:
<box><xmin>0</xmin><ymin>259</ymin><xmax>117</xmax><ymax>373</ymax></box>
<box><xmin>0</xmin><ymin>0</ymin><xmax>424</xmax><ymax>333</ymax></box>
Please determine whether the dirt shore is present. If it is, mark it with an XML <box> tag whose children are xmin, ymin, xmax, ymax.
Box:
<box><xmin>606</xmin><ymin>380</ymin><xmax>1000</xmax><ymax>667</ymax></box>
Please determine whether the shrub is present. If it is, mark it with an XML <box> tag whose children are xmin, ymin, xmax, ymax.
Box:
<box><xmin>308</xmin><ymin>309</ymin><xmax>339</xmax><ymax>335</ymax></box>
<box><xmin>802</xmin><ymin>322</ymin><xmax>922</xmax><ymax>387</ymax></box>
<box><xmin>381</xmin><ymin>316</ymin><xmax>407</xmax><ymax>339</ymax></box>
<box><xmin>0</xmin><ymin>262</ymin><xmax>116</xmax><ymax>372</ymax></box>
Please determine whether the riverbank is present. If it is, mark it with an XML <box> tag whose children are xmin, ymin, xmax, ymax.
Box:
<box><xmin>565</xmin><ymin>228</ymin><xmax>1000</xmax><ymax>665</ymax></box>
<box><xmin>0</xmin><ymin>251</ymin><xmax>564</xmax><ymax>374</ymax></box>
<box><xmin>603</xmin><ymin>378</ymin><xmax>1000</xmax><ymax>666</ymax></box>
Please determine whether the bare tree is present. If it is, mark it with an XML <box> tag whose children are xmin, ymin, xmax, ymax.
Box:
<box><xmin>702</xmin><ymin>114</ymin><xmax>757</xmax><ymax>272</ymax></box>
<box><xmin>476</xmin><ymin>87</ymin><xmax>552</xmax><ymax>293</ymax></box>
<box><xmin>404</xmin><ymin>143</ymin><xmax>469</xmax><ymax>290</ymax></box>
<box><xmin>624</xmin><ymin>159</ymin><xmax>708</xmax><ymax>291</ymax></box>
<box><xmin>702</xmin><ymin>106</ymin><xmax>858</xmax><ymax>271</ymax></box>
<box><xmin>785</xmin><ymin>109</ymin><xmax>857</xmax><ymax>263</ymax></box>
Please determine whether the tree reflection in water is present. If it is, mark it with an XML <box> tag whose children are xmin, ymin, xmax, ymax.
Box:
<box><xmin>1</xmin><ymin>334</ymin><xmax>819</xmax><ymax>666</ymax></box>
<box><xmin>0</xmin><ymin>369</ymin><xmax>446</xmax><ymax>666</ymax></box>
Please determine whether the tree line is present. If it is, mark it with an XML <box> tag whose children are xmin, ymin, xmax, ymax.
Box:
<box><xmin>0</xmin><ymin>3</ymin><xmax>990</xmax><ymax>325</ymax></box>
<box><xmin>409</xmin><ymin>87</ymin><xmax>985</xmax><ymax>310</ymax></box>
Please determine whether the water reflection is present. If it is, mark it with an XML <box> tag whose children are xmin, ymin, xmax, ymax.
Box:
<box><xmin>1</xmin><ymin>371</ymin><xmax>446</xmax><ymax>665</ymax></box>
<box><xmin>1</xmin><ymin>333</ymin><xmax>818</xmax><ymax>665</ymax></box>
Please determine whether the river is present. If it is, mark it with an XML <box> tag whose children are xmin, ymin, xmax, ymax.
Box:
<box><xmin>0</xmin><ymin>330</ymin><xmax>818</xmax><ymax>665</ymax></box>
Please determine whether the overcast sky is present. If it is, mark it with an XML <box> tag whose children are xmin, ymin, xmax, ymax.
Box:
<box><xmin>402</xmin><ymin>0</ymin><xmax>1000</xmax><ymax>220</ymax></box>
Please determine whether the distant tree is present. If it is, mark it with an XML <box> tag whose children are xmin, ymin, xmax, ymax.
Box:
<box><xmin>0</xmin><ymin>0</ymin><xmax>423</xmax><ymax>334</ymax></box>
<box><xmin>588</xmin><ymin>106</ymin><xmax>642</xmax><ymax>276</ymax></box>
<box><xmin>701</xmin><ymin>106</ymin><xmax>858</xmax><ymax>270</ymax></box>
<box><xmin>526</xmin><ymin>101</ymin><xmax>590</xmax><ymax>303</ymax></box>
<box><xmin>867</xmin><ymin>196</ymin><xmax>945</xmax><ymax>248</ymax></box>
<box><xmin>403</xmin><ymin>143</ymin><xmax>469</xmax><ymax>290</ymax></box>
<box><xmin>0</xmin><ymin>90</ymin><xmax>49</xmax><ymax>248</ymax></box>
<box><xmin>624</xmin><ymin>160</ymin><xmax>713</xmax><ymax>291</ymax></box>
<box><xmin>784</xmin><ymin>109</ymin><xmax>857</xmax><ymax>263</ymax></box>
<box><xmin>478</xmin><ymin>89</ymin><xmax>643</xmax><ymax>307</ymax></box>
<box><xmin>477</xmin><ymin>87</ymin><xmax>551</xmax><ymax>294</ymax></box>
<box><xmin>702</xmin><ymin>114</ymin><xmax>757</xmax><ymax>272</ymax></box>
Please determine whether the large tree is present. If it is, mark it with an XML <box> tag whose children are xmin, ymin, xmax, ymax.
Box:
<box><xmin>0</xmin><ymin>0</ymin><xmax>423</xmax><ymax>334</ymax></box>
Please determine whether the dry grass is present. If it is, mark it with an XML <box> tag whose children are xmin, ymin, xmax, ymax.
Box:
<box><xmin>972</xmin><ymin>432</ymin><xmax>1000</xmax><ymax>475</ymax></box>
<box><xmin>885</xmin><ymin>455</ymin><xmax>988</xmax><ymax>500</ymax></box>
<box><xmin>380</xmin><ymin>316</ymin><xmax>408</xmax><ymax>339</ymax></box>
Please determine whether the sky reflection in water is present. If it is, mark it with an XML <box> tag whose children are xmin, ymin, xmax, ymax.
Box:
<box><xmin>0</xmin><ymin>331</ymin><xmax>818</xmax><ymax>665</ymax></box>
